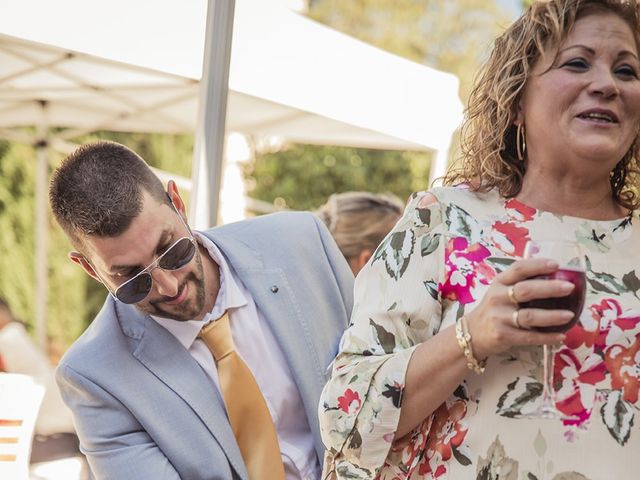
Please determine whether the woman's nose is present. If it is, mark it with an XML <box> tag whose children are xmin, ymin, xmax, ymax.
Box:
<box><xmin>588</xmin><ymin>67</ymin><xmax>620</xmax><ymax>98</ymax></box>
<box><xmin>151</xmin><ymin>267</ymin><xmax>179</xmax><ymax>298</ymax></box>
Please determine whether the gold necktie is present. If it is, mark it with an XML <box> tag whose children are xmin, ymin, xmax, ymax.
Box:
<box><xmin>199</xmin><ymin>313</ymin><xmax>285</xmax><ymax>480</ymax></box>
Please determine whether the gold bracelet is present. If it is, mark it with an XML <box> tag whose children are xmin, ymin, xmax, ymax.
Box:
<box><xmin>455</xmin><ymin>316</ymin><xmax>486</xmax><ymax>374</ymax></box>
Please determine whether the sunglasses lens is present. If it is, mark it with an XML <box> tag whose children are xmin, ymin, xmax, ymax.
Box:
<box><xmin>116</xmin><ymin>274</ymin><xmax>153</xmax><ymax>304</ymax></box>
<box><xmin>159</xmin><ymin>238</ymin><xmax>196</xmax><ymax>270</ymax></box>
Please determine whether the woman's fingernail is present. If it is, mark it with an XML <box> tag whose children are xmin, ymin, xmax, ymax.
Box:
<box><xmin>546</xmin><ymin>260</ymin><xmax>559</xmax><ymax>269</ymax></box>
<box><xmin>560</xmin><ymin>281</ymin><xmax>575</xmax><ymax>292</ymax></box>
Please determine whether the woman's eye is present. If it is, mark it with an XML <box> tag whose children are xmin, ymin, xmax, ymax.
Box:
<box><xmin>563</xmin><ymin>59</ymin><xmax>588</xmax><ymax>70</ymax></box>
<box><xmin>615</xmin><ymin>65</ymin><xmax>638</xmax><ymax>79</ymax></box>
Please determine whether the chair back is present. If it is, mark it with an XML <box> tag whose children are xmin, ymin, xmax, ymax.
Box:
<box><xmin>0</xmin><ymin>373</ymin><xmax>45</xmax><ymax>480</ymax></box>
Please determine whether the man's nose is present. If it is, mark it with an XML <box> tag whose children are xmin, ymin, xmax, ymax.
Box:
<box><xmin>151</xmin><ymin>267</ymin><xmax>179</xmax><ymax>298</ymax></box>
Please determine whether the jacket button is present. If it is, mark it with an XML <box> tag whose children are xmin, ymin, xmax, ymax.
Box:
<box><xmin>270</xmin><ymin>285</ymin><xmax>279</xmax><ymax>293</ymax></box>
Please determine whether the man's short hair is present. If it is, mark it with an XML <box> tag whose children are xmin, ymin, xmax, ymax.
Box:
<box><xmin>49</xmin><ymin>141</ymin><xmax>169</xmax><ymax>248</ymax></box>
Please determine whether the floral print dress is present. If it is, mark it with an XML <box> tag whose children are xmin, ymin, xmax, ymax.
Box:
<box><xmin>319</xmin><ymin>186</ymin><xmax>640</xmax><ymax>480</ymax></box>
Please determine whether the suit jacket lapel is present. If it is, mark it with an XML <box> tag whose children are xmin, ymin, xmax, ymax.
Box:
<box><xmin>206</xmin><ymin>229</ymin><xmax>329</xmax><ymax>461</ymax></box>
<box><xmin>230</xmin><ymin>265</ymin><xmax>328</xmax><ymax>463</ymax></box>
<box><xmin>116</xmin><ymin>303</ymin><xmax>249</xmax><ymax>480</ymax></box>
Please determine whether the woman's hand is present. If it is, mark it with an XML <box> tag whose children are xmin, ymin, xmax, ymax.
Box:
<box><xmin>467</xmin><ymin>258</ymin><xmax>574</xmax><ymax>360</ymax></box>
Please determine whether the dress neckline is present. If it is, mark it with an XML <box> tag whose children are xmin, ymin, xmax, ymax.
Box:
<box><xmin>504</xmin><ymin>196</ymin><xmax>634</xmax><ymax>226</ymax></box>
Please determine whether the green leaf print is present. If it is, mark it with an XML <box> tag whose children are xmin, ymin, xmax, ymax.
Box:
<box><xmin>533</xmin><ymin>429</ymin><xmax>546</xmax><ymax>457</ymax></box>
<box><xmin>424</xmin><ymin>280</ymin><xmax>439</xmax><ymax>300</ymax></box>
<box><xmin>381</xmin><ymin>382</ymin><xmax>403</xmax><ymax>408</ymax></box>
<box><xmin>372</xmin><ymin>229</ymin><xmax>415</xmax><ymax>280</ymax></box>
<box><xmin>486</xmin><ymin>256</ymin><xmax>515</xmax><ymax>273</ymax></box>
<box><xmin>622</xmin><ymin>270</ymin><xmax>640</xmax><ymax>296</ymax></box>
<box><xmin>417</xmin><ymin>205</ymin><xmax>432</xmax><ymax>226</ymax></box>
<box><xmin>446</xmin><ymin>203</ymin><xmax>482</xmax><ymax>242</ymax></box>
<box><xmin>496</xmin><ymin>378</ymin><xmax>542</xmax><ymax>418</ymax></box>
<box><xmin>407</xmin><ymin>318</ymin><xmax>428</xmax><ymax>331</ymax></box>
<box><xmin>585</xmin><ymin>257</ymin><xmax>625</xmax><ymax>295</ymax></box>
<box><xmin>335</xmin><ymin>460</ymin><xmax>372</xmax><ymax>479</ymax></box>
<box><xmin>421</xmin><ymin>233</ymin><xmax>441</xmax><ymax>257</ymax></box>
<box><xmin>453</xmin><ymin>383</ymin><xmax>470</xmax><ymax>401</ymax></box>
<box><xmin>369</xmin><ymin>319</ymin><xmax>396</xmax><ymax>354</ymax></box>
<box><xmin>346</xmin><ymin>428</ymin><xmax>362</xmax><ymax>450</ymax></box>
<box><xmin>576</xmin><ymin>223</ymin><xmax>610</xmax><ymax>253</ymax></box>
<box><xmin>476</xmin><ymin>437</ymin><xmax>519</xmax><ymax>480</ymax></box>
<box><xmin>452</xmin><ymin>444</ymin><xmax>472</xmax><ymax>466</ymax></box>
<box><xmin>600</xmin><ymin>389</ymin><xmax>634</xmax><ymax>446</ymax></box>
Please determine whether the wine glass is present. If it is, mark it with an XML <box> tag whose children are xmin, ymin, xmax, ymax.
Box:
<box><xmin>520</xmin><ymin>240</ymin><xmax>586</xmax><ymax>420</ymax></box>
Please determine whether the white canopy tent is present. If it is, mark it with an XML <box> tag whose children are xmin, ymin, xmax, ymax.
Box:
<box><xmin>0</xmin><ymin>0</ymin><xmax>463</xmax><ymax>183</ymax></box>
<box><xmin>0</xmin><ymin>0</ymin><xmax>463</xmax><ymax>345</ymax></box>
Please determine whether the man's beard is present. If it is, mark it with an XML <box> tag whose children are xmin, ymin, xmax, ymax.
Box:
<box><xmin>136</xmin><ymin>251</ymin><xmax>206</xmax><ymax>321</ymax></box>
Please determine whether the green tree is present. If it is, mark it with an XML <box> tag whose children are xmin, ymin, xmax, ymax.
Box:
<box><xmin>0</xmin><ymin>132</ymin><xmax>195</xmax><ymax>351</ymax></box>
<box><xmin>308</xmin><ymin>0</ymin><xmax>510</xmax><ymax>100</ymax></box>
<box><xmin>0</xmin><ymin>140</ymin><xmax>88</xmax><ymax>348</ymax></box>
<box><xmin>246</xmin><ymin>0</ymin><xmax>511</xmax><ymax>213</ymax></box>
<box><xmin>246</xmin><ymin>144</ymin><xmax>429</xmax><ymax>210</ymax></box>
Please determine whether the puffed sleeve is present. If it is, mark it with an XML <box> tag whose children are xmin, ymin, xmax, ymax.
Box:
<box><xmin>319</xmin><ymin>190</ymin><xmax>446</xmax><ymax>478</ymax></box>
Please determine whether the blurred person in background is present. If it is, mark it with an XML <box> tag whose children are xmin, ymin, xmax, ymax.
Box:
<box><xmin>319</xmin><ymin>0</ymin><xmax>640</xmax><ymax>478</ymax></box>
<box><xmin>0</xmin><ymin>297</ymin><xmax>81</xmax><ymax>465</ymax></box>
<box><xmin>315</xmin><ymin>191</ymin><xmax>404</xmax><ymax>275</ymax></box>
<box><xmin>49</xmin><ymin>141</ymin><xmax>353</xmax><ymax>480</ymax></box>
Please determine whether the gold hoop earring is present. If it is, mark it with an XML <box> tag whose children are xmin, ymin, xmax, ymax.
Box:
<box><xmin>516</xmin><ymin>123</ymin><xmax>526</xmax><ymax>161</ymax></box>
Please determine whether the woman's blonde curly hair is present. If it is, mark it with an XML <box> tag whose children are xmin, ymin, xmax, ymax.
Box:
<box><xmin>444</xmin><ymin>0</ymin><xmax>640</xmax><ymax>210</ymax></box>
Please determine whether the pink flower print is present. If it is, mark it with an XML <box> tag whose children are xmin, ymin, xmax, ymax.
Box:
<box><xmin>565</xmin><ymin>298</ymin><xmax>632</xmax><ymax>352</ymax></box>
<box><xmin>504</xmin><ymin>198</ymin><xmax>536</xmax><ymax>222</ymax></box>
<box><xmin>554</xmin><ymin>349</ymin><xmax>607</xmax><ymax>426</ymax></box>
<box><xmin>605</xmin><ymin>335</ymin><xmax>640</xmax><ymax>404</ymax></box>
<box><xmin>490</xmin><ymin>220</ymin><xmax>531</xmax><ymax>257</ymax></box>
<box><xmin>337</xmin><ymin>388</ymin><xmax>362</xmax><ymax>414</ymax></box>
<box><xmin>440</xmin><ymin>237</ymin><xmax>495</xmax><ymax>305</ymax></box>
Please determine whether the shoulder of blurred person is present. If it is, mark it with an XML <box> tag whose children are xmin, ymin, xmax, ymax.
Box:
<box><xmin>0</xmin><ymin>300</ymin><xmax>75</xmax><ymax>437</ymax></box>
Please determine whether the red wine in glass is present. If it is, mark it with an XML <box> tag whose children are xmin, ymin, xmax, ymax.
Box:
<box><xmin>517</xmin><ymin>240</ymin><xmax>586</xmax><ymax>420</ymax></box>
<box><xmin>521</xmin><ymin>267</ymin><xmax>587</xmax><ymax>332</ymax></box>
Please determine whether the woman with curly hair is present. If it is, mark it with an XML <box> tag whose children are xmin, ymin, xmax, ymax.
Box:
<box><xmin>319</xmin><ymin>1</ymin><xmax>640</xmax><ymax>478</ymax></box>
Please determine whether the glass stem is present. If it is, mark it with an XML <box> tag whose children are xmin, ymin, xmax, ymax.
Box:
<box><xmin>541</xmin><ymin>344</ymin><xmax>555</xmax><ymax>411</ymax></box>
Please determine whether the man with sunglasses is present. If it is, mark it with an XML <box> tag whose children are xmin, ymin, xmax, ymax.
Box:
<box><xmin>49</xmin><ymin>141</ymin><xmax>354</xmax><ymax>479</ymax></box>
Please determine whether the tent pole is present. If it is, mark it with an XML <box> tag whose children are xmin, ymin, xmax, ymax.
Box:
<box><xmin>189</xmin><ymin>0</ymin><xmax>235</xmax><ymax>229</ymax></box>
<box><xmin>428</xmin><ymin>143</ymin><xmax>452</xmax><ymax>188</ymax></box>
<box><xmin>34</xmin><ymin>100</ymin><xmax>49</xmax><ymax>350</ymax></box>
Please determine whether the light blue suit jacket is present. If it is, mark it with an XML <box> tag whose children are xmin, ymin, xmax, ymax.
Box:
<box><xmin>56</xmin><ymin>212</ymin><xmax>354</xmax><ymax>479</ymax></box>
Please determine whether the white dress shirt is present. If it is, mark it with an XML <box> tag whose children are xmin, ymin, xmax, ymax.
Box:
<box><xmin>153</xmin><ymin>232</ymin><xmax>319</xmax><ymax>480</ymax></box>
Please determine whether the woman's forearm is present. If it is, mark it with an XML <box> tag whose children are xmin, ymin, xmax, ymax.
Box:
<box><xmin>395</xmin><ymin>324</ymin><xmax>470</xmax><ymax>439</ymax></box>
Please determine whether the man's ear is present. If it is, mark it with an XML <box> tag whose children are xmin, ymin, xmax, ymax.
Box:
<box><xmin>69</xmin><ymin>251</ymin><xmax>101</xmax><ymax>282</ymax></box>
<box><xmin>166</xmin><ymin>180</ymin><xmax>187</xmax><ymax>217</ymax></box>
